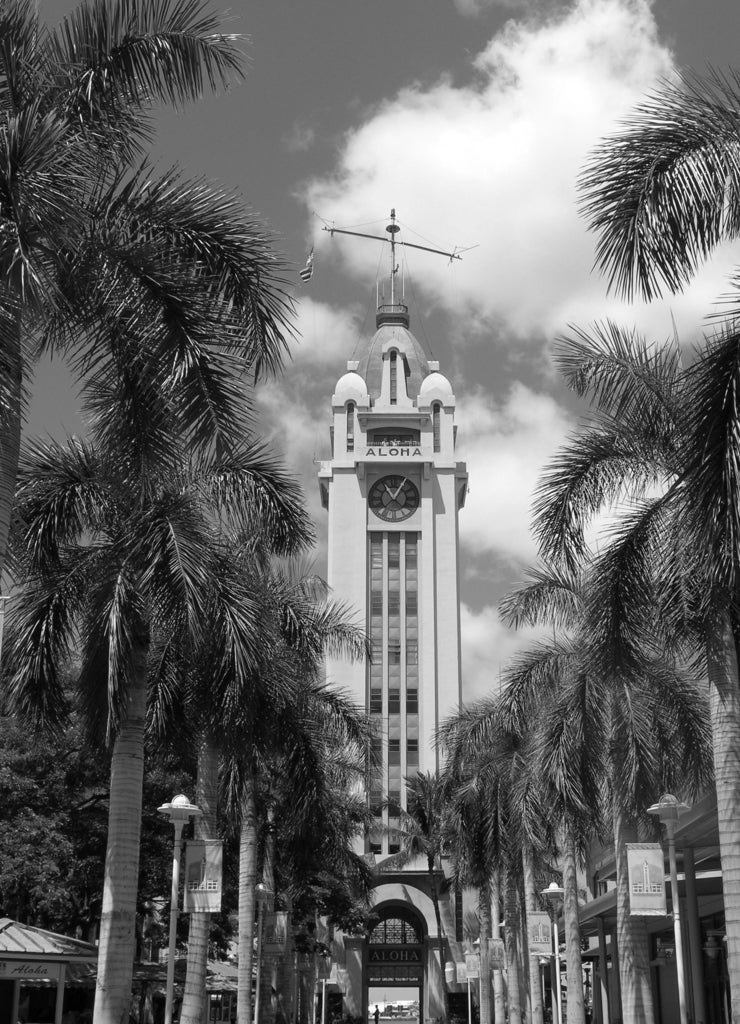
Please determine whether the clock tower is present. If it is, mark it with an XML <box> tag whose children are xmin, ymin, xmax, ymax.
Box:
<box><xmin>319</xmin><ymin>296</ymin><xmax>468</xmax><ymax>854</ymax></box>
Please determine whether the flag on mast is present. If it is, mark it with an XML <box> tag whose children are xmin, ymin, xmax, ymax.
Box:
<box><xmin>300</xmin><ymin>247</ymin><xmax>314</xmax><ymax>282</ymax></box>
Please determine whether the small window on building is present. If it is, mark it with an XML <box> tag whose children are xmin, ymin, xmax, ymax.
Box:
<box><xmin>389</xmin><ymin>692</ymin><xmax>400</xmax><ymax>714</ymax></box>
<box><xmin>433</xmin><ymin>402</ymin><xmax>441</xmax><ymax>452</ymax></box>
<box><xmin>370</xmin><ymin>688</ymin><xmax>383</xmax><ymax>714</ymax></box>
<box><xmin>389</xmin><ymin>738</ymin><xmax>401</xmax><ymax>765</ymax></box>
<box><xmin>406</xmin><ymin>688</ymin><xmax>418</xmax><ymax>713</ymax></box>
<box><xmin>347</xmin><ymin>402</ymin><xmax>355</xmax><ymax>452</ymax></box>
<box><xmin>390</xmin><ymin>350</ymin><xmax>398</xmax><ymax>405</ymax></box>
<box><xmin>407</xmin><ymin>738</ymin><xmax>419</xmax><ymax>766</ymax></box>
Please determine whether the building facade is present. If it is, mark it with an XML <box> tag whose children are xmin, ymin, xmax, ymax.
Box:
<box><xmin>319</xmin><ymin>297</ymin><xmax>468</xmax><ymax>1021</ymax></box>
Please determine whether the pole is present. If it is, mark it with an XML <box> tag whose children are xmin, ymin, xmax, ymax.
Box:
<box><xmin>665</xmin><ymin>822</ymin><xmax>689</xmax><ymax>1024</ymax></box>
<box><xmin>165</xmin><ymin>818</ymin><xmax>184</xmax><ymax>1024</ymax></box>
<box><xmin>322</xmin><ymin>978</ymin><xmax>327</xmax><ymax>1024</ymax></box>
<box><xmin>255</xmin><ymin>899</ymin><xmax>265</xmax><ymax>1024</ymax></box>
<box><xmin>553</xmin><ymin>917</ymin><xmax>563</xmax><ymax>1024</ymax></box>
<box><xmin>467</xmin><ymin>975</ymin><xmax>472</xmax><ymax>1024</ymax></box>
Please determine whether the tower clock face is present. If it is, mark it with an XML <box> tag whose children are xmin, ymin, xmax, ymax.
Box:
<box><xmin>369</xmin><ymin>475</ymin><xmax>420</xmax><ymax>522</ymax></box>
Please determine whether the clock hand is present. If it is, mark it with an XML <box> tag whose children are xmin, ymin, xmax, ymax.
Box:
<box><xmin>390</xmin><ymin>477</ymin><xmax>407</xmax><ymax>500</ymax></box>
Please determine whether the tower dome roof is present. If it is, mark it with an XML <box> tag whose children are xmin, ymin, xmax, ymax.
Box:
<box><xmin>355</xmin><ymin>322</ymin><xmax>430</xmax><ymax>401</ymax></box>
<box><xmin>419</xmin><ymin>370</ymin><xmax>453</xmax><ymax>398</ymax></box>
<box><xmin>334</xmin><ymin>370</ymin><xmax>368</xmax><ymax>400</ymax></box>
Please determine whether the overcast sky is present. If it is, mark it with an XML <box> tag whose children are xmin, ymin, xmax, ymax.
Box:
<box><xmin>33</xmin><ymin>0</ymin><xmax>740</xmax><ymax>702</ymax></box>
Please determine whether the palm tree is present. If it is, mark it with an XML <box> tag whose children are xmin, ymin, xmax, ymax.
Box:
<box><xmin>441</xmin><ymin>693</ymin><xmax>557</xmax><ymax>1024</ymax></box>
<box><xmin>441</xmin><ymin>767</ymin><xmax>496</xmax><ymax>1024</ymax></box>
<box><xmin>167</xmin><ymin>562</ymin><xmax>369</xmax><ymax>1024</ymax></box>
<box><xmin>4</xmin><ymin>435</ymin><xmax>311</xmax><ymax>1024</ymax></box>
<box><xmin>499</xmin><ymin>559</ymin><xmax>712</xmax><ymax>1024</ymax></box>
<box><xmin>0</xmin><ymin>0</ymin><xmax>294</xmax><ymax>584</ymax></box>
<box><xmin>223</xmin><ymin>679</ymin><xmax>372</xmax><ymax>1024</ymax></box>
<box><xmin>529</xmin><ymin>323</ymin><xmax>740</xmax><ymax>1011</ymax></box>
<box><xmin>580</xmin><ymin>84</ymin><xmax>740</xmax><ymax>1014</ymax></box>
<box><xmin>386</xmin><ymin>771</ymin><xmax>451</xmax><ymax>1021</ymax></box>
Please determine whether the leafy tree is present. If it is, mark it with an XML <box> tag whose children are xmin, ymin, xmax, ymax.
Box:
<box><xmin>0</xmin><ymin>712</ymin><xmax>192</xmax><ymax>942</ymax></box>
<box><xmin>4</xmin><ymin>436</ymin><xmax>310</xmax><ymax>1024</ymax></box>
<box><xmin>0</xmin><ymin>0</ymin><xmax>294</xmax><ymax>588</ymax></box>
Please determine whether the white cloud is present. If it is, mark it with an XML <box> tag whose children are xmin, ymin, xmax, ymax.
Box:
<box><xmin>302</xmin><ymin>0</ymin><xmax>738</xmax><ymax>347</ymax></box>
<box><xmin>456</xmin><ymin>383</ymin><xmax>572</xmax><ymax>563</ymax></box>
<box><xmin>288</xmin><ymin>297</ymin><xmax>363</xmax><ymax>370</ymax></box>
<box><xmin>461</xmin><ymin>602</ymin><xmax>545</xmax><ymax>704</ymax></box>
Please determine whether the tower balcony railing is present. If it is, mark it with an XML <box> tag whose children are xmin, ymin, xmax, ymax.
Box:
<box><xmin>376</xmin><ymin>303</ymin><xmax>410</xmax><ymax>328</ymax></box>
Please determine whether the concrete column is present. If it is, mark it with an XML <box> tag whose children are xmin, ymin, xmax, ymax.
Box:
<box><xmin>683</xmin><ymin>846</ymin><xmax>707</xmax><ymax>1024</ymax></box>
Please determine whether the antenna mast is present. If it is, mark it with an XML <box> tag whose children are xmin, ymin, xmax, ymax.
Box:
<box><xmin>323</xmin><ymin>209</ymin><xmax>462</xmax><ymax>302</ymax></box>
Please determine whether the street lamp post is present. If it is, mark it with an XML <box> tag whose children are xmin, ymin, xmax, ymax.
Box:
<box><xmin>648</xmin><ymin>794</ymin><xmax>690</xmax><ymax>1024</ymax></box>
<box><xmin>158</xmin><ymin>795</ymin><xmax>202</xmax><ymax>1024</ymax></box>
<box><xmin>254</xmin><ymin>882</ymin><xmax>274</xmax><ymax>1024</ymax></box>
<box><xmin>541</xmin><ymin>882</ymin><xmax>564</xmax><ymax>1024</ymax></box>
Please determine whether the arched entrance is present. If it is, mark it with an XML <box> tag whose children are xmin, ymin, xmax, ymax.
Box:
<box><xmin>365</xmin><ymin>905</ymin><xmax>425</xmax><ymax>1024</ymax></box>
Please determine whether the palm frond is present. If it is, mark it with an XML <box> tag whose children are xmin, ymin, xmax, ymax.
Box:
<box><xmin>200</xmin><ymin>444</ymin><xmax>313</xmax><ymax>554</ymax></box>
<box><xmin>681</xmin><ymin>323</ymin><xmax>740</xmax><ymax>600</ymax></box>
<box><xmin>48</xmin><ymin>0</ymin><xmax>244</xmax><ymax>150</ymax></box>
<box><xmin>499</xmin><ymin>562</ymin><xmax>583</xmax><ymax>630</ymax></box>
<box><xmin>533</xmin><ymin>421</ymin><xmax>669</xmax><ymax>572</ymax></box>
<box><xmin>579</xmin><ymin>67</ymin><xmax>740</xmax><ymax>300</ymax></box>
<box><xmin>554</xmin><ymin>323</ymin><xmax>682</xmax><ymax>444</ymax></box>
<box><xmin>16</xmin><ymin>437</ymin><xmax>110</xmax><ymax>569</ymax></box>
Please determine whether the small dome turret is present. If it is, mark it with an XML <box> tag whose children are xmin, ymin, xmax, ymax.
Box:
<box><xmin>419</xmin><ymin>371</ymin><xmax>453</xmax><ymax>399</ymax></box>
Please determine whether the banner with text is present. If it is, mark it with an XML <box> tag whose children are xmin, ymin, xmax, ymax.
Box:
<box><xmin>183</xmin><ymin>840</ymin><xmax>223</xmax><ymax>912</ymax></box>
<box><xmin>528</xmin><ymin>912</ymin><xmax>553</xmax><ymax>956</ymax></box>
<box><xmin>627</xmin><ymin>843</ymin><xmax>666</xmax><ymax>916</ymax></box>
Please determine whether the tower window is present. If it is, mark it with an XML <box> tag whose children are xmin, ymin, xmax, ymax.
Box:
<box><xmin>433</xmin><ymin>403</ymin><xmax>441</xmax><ymax>452</ymax></box>
<box><xmin>390</xmin><ymin>350</ymin><xmax>397</xmax><ymax>405</ymax></box>
<box><xmin>347</xmin><ymin>402</ymin><xmax>355</xmax><ymax>452</ymax></box>
<box><xmin>406</xmin><ymin>688</ymin><xmax>418</xmax><ymax>713</ymax></box>
<box><xmin>388</xmin><ymin>738</ymin><xmax>401</xmax><ymax>765</ymax></box>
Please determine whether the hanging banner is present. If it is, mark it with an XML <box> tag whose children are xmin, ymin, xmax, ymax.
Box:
<box><xmin>263</xmin><ymin>911</ymin><xmax>290</xmax><ymax>954</ymax></box>
<box><xmin>489</xmin><ymin>940</ymin><xmax>505</xmax><ymax>969</ymax></box>
<box><xmin>183</xmin><ymin>840</ymin><xmax>223</xmax><ymax>912</ymax></box>
<box><xmin>528</xmin><ymin>912</ymin><xmax>553</xmax><ymax>956</ymax></box>
<box><xmin>627</xmin><ymin>843</ymin><xmax>666</xmax><ymax>916</ymax></box>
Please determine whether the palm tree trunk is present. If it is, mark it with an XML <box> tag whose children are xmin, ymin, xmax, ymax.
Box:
<box><xmin>562</xmin><ymin>827</ymin><xmax>585</xmax><ymax>1024</ymax></box>
<box><xmin>181</xmin><ymin>732</ymin><xmax>220</xmax><ymax>1024</ymax></box>
<box><xmin>238</xmin><ymin>776</ymin><xmax>259</xmax><ymax>1024</ymax></box>
<box><xmin>0</xmin><ymin>317</ymin><xmax>22</xmax><ymax>583</ymax></box>
<box><xmin>428</xmin><ymin>854</ymin><xmax>450</xmax><ymax>1021</ymax></box>
<box><xmin>93</xmin><ymin>640</ymin><xmax>149</xmax><ymax>1024</ymax></box>
<box><xmin>491</xmin><ymin>870</ymin><xmax>506</xmax><ymax>1024</ymax></box>
<box><xmin>521</xmin><ymin>844</ymin><xmax>544</xmax><ymax>1024</ymax></box>
<box><xmin>503</xmin><ymin>867</ymin><xmax>523</xmax><ymax>1024</ymax></box>
<box><xmin>613</xmin><ymin>804</ymin><xmax>655</xmax><ymax>1024</ymax></box>
<box><xmin>478</xmin><ymin>879</ymin><xmax>492</xmax><ymax>1024</ymax></box>
<box><xmin>706</xmin><ymin>610</ymin><xmax>740</xmax><ymax>1019</ymax></box>
<box><xmin>259</xmin><ymin>806</ymin><xmax>277</xmax><ymax>1024</ymax></box>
